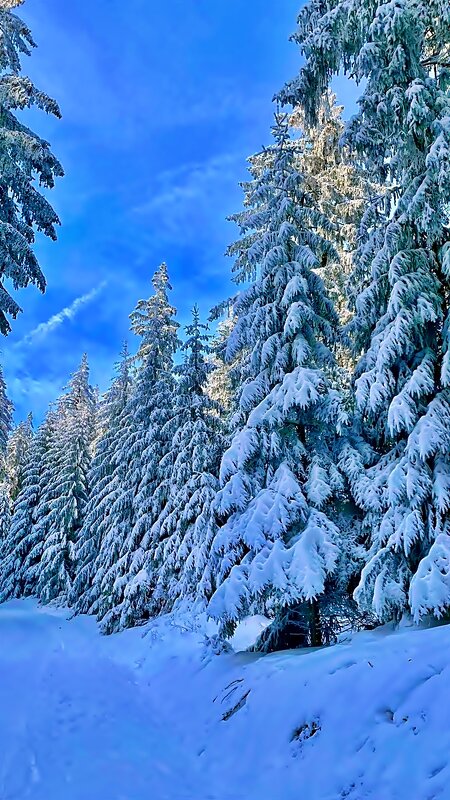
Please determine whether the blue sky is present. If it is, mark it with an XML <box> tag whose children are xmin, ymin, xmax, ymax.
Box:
<box><xmin>3</xmin><ymin>0</ymin><xmax>357</xmax><ymax>422</ymax></box>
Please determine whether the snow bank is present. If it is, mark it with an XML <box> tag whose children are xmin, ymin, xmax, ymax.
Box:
<box><xmin>0</xmin><ymin>600</ymin><xmax>449</xmax><ymax>799</ymax></box>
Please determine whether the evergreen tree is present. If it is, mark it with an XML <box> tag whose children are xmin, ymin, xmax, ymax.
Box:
<box><xmin>0</xmin><ymin>364</ymin><xmax>12</xmax><ymax>453</ymax></box>
<box><xmin>34</xmin><ymin>355</ymin><xmax>96</xmax><ymax>603</ymax></box>
<box><xmin>206</xmin><ymin>315</ymin><xmax>236</xmax><ymax>420</ymax></box>
<box><xmin>87</xmin><ymin>264</ymin><xmax>180</xmax><ymax>633</ymax></box>
<box><xmin>0</xmin><ymin>409</ymin><xmax>57</xmax><ymax>600</ymax></box>
<box><xmin>0</xmin><ymin>481</ymin><xmax>10</xmax><ymax>542</ymax></box>
<box><xmin>0</xmin><ymin>0</ymin><xmax>63</xmax><ymax>333</ymax></box>
<box><xmin>72</xmin><ymin>344</ymin><xmax>133</xmax><ymax>613</ymax></box>
<box><xmin>207</xmin><ymin>114</ymin><xmax>347</xmax><ymax>643</ymax></box>
<box><xmin>151</xmin><ymin>306</ymin><xmax>224</xmax><ymax>611</ymax></box>
<box><xmin>0</xmin><ymin>363</ymin><xmax>12</xmax><ymax>546</ymax></box>
<box><xmin>290</xmin><ymin>93</ymin><xmax>369</xmax><ymax>328</ymax></box>
<box><xmin>6</xmin><ymin>412</ymin><xmax>33</xmax><ymax>501</ymax></box>
<box><xmin>282</xmin><ymin>0</ymin><xmax>450</xmax><ymax>622</ymax></box>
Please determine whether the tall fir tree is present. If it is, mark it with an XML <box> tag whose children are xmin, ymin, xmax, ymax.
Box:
<box><xmin>34</xmin><ymin>355</ymin><xmax>96</xmax><ymax>603</ymax></box>
<box><xmin>281</xmin><ymin>0</ymin><xmax>450</xmax><ymax>622</ymax></box>
<box><xmin>206</xmin><ymin>315</ymin><xmax>237</xmax><ymax>422</ymax></box>
<box><xmin>290</xmin><ymin>93</ymin><xmax>369</xmax><ymax>329</ymax></box>
<box><xmin>0</xmin><ymin>409</ymin><xmax>58</xmax><ymax>599</ymax></box>
<box><xmin>0</xmin><ymin>0</ymin><xmax>63</xmax><ymax>333</ymax></box>
<box><xmin>72</xmin><ymin>344</ymin><xmax>133</xmax><ymax>613</ymax></box>
<box><xmin>6</xmin><ymin>412</ymin><xmax>33</xmax><ymax>501</ymax></box>
<box><xmin>0</xmin><ymin>363</ymin><xmax>12</xmax><ymax>545</ymax></box>
<box><xmin>0</xmin><ymin>364</ymin><xmax>12</xmax><ymax>453</ymax></box>
<box><xmin>86</xmin><ymin>264</ymin><xmax>180</xmax><ymax>633</ymax></box>
<box><xmin>150</xmin><ymin>306</ymin><xmax>224</xmax><ymax>611</ymax></box>
<box><xmin>0</xmin><ymin>480</ymin><xmax>10</xmax><ymax>542</ymax></box>
<box><xmin>207</xmin><ymin>114</ymin><xmax>347</xmax><ymax>643</ymax></box>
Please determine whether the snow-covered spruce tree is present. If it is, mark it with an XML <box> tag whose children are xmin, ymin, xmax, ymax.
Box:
<box><xmin>0</xmin><ymin>479</ymin><xmax>10</xmax><ymax>541</ymax></box>
<box><xmin>150</xmin><ymin>306</ymin><xmax>224</xmax><ymax>611</ymax></box>
<box><xmin>0</xmin><ymin>363</ymin><xmax>12</xmax><ymax>453</ymax></box>
<box><xmin>33</xmin><ymin>355</ymin><xmax>96</xmax><ymax>603</ymax></box>
<box><xmin>0</xmin><ymin>0</ymin><xmax>63</xmax><ymax>334</ymax></box>
<box><xmin>0</xmin><ymin>408</ymin><xmax>58</xmax><ymax>600</ymax></box>
<box><xmin>0</xmin><ymin>406</ymin><xmax>33</xmax><ymax>552</ymax></box>
<box><xmin>6</xmin><ymin>412</ymin><xmax>33</xmax><ymax>501</ymax></box>
<box><xmin>281</xmin><ymin>0</ymin><xmax>450</xmax><ymax>622</ymax></box>
<box><xmin>91</xmin><ymin>264</ymin><xmax>180</xmax><ymax>633</ymax></box>
<box><xmin>72</xmin><ymin>344</ymin><xmax>133</xmax><ymax>614</ymax></box>
<box><xmin>207</xmin><ymin>114</ymin><xmax>348</xmax><ymax>646</ymax></box>
<box><xmin>0</xmin><ymin>363</ymin><xmax>12</xmax><ymax>544</ymax></box>
<box><xmin>290</xmin><ymin>93</ymin><xmax>369</xmax><ymax>328</ymax></box>
<box><xmin>206</xmin><ymin>314</ymin><xmax>237</xmax><ymax>421</ymax></box>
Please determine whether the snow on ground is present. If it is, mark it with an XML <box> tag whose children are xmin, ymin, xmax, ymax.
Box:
<box><xmin>0</xmin><ymin>600</ymin><xmax>449</xmax><ymax>799</ymax></box>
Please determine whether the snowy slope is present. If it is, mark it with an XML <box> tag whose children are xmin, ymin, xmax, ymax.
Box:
<box><xmin>0</xmin><ymin>600</ymin><xmax>449</xmax><ymax>800</ymax></box>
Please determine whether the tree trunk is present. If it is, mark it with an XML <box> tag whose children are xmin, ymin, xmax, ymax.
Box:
<box><xmin>309</xmin><ymin>598</ymin><xmax>322</xmax><ymax>647</ymax></box>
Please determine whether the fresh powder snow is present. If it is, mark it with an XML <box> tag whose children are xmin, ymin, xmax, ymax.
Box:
<box><xmin>0</xmin><ymin>599</ymin><xmax>449</xmax><ymax>800</ymax></box>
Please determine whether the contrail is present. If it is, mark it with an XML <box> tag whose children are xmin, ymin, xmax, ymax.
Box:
<box><xmin>15</xmin><ymin>281</ymin><xmax>107</xmax><ymax>347</ymax></box>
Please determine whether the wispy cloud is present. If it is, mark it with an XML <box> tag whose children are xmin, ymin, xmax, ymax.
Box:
<box><xmin>132</xmin><ymin>152</ymin><xmax>245</xmax><ymax>246</ymax></box>
<box><xmin>15</xmin><ymin>282</ymin><xmax>107</xmax><ymax>348</ymax></box>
